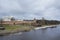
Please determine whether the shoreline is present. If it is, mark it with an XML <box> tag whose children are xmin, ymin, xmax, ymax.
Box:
<box><xmin>0</xmin><ymin>30</ymin><xmax>30</xmax><ymax>36</ymax></box>
<box><xmin>34</xmin><ymin>25</ymin><xmax>57</xmax><ymax>30</ymax></box>
<box><xmin>0</xmin><ymin>28</ymin><xmax>31</xmax><ymax>36</ymax></box>
<box><xmin>0</xmin><ymin>25</ymin><xmax>58</xmax><ymax>36</ymax></box>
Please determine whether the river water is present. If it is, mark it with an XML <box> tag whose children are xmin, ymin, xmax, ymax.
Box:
<box><xmin>1</xmin><ymin>25</ymin><xmax>60</xmax><ymax>40</ymax></box>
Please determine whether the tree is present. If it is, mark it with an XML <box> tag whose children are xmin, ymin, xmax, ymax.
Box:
<box><xmin>11</xmin><ymin>17</ymin><xmax>15</xmax><ymax>21</ymax></box>
<box><xmin>0</xmin><ymin>19</ymin><xmax>3</xmax><ymax>27</ymax></box>
<box><xmin>11</xmin><ymin>17</ymin><xmax>15</xmax><ymax>25</ymax></box>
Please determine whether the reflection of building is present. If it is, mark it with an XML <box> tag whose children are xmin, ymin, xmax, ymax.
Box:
<box><xmin>2</xmin><ymin>16</ymin><xmax>14</xmax><ymax>21</ymax></box>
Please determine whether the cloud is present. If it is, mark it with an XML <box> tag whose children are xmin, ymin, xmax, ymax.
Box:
<box><xmin>0</xmin><ymin>0</ymin><xmax>60</xmax><ymax>20</ymax></box>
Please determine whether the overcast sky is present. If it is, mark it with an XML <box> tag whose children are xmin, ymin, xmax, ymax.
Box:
<box><xmin>0</xmin><ymin>0</ymin><xmax>60</xmax><ymax>20</ymax></box>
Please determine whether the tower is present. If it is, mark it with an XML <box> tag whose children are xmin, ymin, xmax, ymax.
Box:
<box><xmin>33</xmin><ymin>18</ymin><xmax>37</xmax><ymax>23</ymax></box>
<box><xmin>41</xmin><ymin>17</ymin><xmax>45</xmax><ymax>25</ymax></box>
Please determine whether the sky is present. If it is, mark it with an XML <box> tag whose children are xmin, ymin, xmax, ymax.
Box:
<box><xmin>0</xmin><ymin>0</ymin><xmax>60</xmax><ymax>20</ymax></box>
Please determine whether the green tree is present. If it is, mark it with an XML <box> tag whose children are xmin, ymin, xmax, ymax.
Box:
<box><xmin>0</xmin><ymin>19</ymin><xmax>3</xmax><ymax>27</ymax></box>
<box><xmin>11</xmin><ymin>17</ymin><xmax>15</xmax><ymax>21</ymax></box>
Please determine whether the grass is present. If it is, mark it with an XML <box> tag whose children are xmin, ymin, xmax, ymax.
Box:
<box><xmin>2</xmin><ymin>25</ymin><xmax>32</xmax><ymax>32</ymax></box>
<box><xmin>0</xmin><ymin>24</ymin><xmax>57</xmax><ymax>35</ymax></box>
<box><xmin>0</xmin><ymin>25</ymin><xmax>34</xmax><ymax>36</ymax></box>
<box><xmin>1</xmin><ymin>24</ymin><xmax>56</xmax><ymax>31</ymax></box>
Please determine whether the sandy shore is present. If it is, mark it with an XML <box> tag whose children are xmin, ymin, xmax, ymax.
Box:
<box><xmin>34</xmin><ymin>25</ymin><xmax>57</xmax><ymax>30</ymax></box>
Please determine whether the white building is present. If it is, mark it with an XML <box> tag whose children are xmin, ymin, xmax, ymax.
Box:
<box><xmin>2</xmin><ymin>16</ymin><xmax>14</xmax><ymax>21</ymax></box>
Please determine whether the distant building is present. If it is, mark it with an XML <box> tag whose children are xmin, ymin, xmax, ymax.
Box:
<box><xmin>2</xmin><ymin>16</ymin><xmax>15</xmax><ymax>21</ymax></box>
<box><xmin>15</xmin><ymin>19</ymin><xmax>23</xmax><ymax>21</ymax></box>
<box><xmin>41</xmin><ymin>17</ymin><xmax>45</xmax><ymax>25</ymax></box>
<box><xmin>0</xmin><ymin>17</ymin><xmax>59</xmax><ymax>26</ymax></box>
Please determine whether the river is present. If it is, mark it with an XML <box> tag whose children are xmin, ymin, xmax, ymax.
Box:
<box><xmin>0</xmin><ymin>25</ymin><xmax>60</xmax><ymax>40</ymax></box>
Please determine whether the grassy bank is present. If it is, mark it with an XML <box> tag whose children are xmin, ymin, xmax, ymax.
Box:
<box><xmin>0</xmin><ymin>24</ymin><xmax>58</xmax><ymax>35</ymax></box>
<box><xmin>0</xmin><ymin>25</ymin><xmax>34</xmax><ymax>35</ymax></box>
<box><xmin>4</xmin><ymin>25</ymin><xmax>33</xmax><ymax>31</ymax></box>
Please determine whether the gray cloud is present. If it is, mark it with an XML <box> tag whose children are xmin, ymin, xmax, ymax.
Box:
<box><xmin>0</xmin><ymin>0</ymin><xmax>60</xmax><ymax>20</ymax></box>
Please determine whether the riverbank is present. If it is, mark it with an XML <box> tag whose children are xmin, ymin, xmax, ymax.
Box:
<box><xmin>34</xmin><ymin>25</ymin><xmax>57</xmax><ymax>30</ymax></box>
<box><xmin>0</xmin><ymin>25</ymin><xmax>58</xmax><ymax>36</ymax></box>
<box><xmin>0</xmin><ymin>25</ymin><xmax>32</xmax><ymax>36</ymax></box>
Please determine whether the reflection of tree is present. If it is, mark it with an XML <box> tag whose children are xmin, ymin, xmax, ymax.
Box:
<box><xmin>41</xmin><ymin>28</ymin><xmax>47</xmax><ymax>33</ymax></box>
<box><xmin>41</xmin><ymin>28</ymin><xmax>47</xmax><ymax>40</ymax></box>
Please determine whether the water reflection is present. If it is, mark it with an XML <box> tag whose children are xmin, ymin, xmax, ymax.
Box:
<box><xmin>0</xmin><ymin>25</ymin><xmax>60</xmax><ymax>40</ymax></box>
